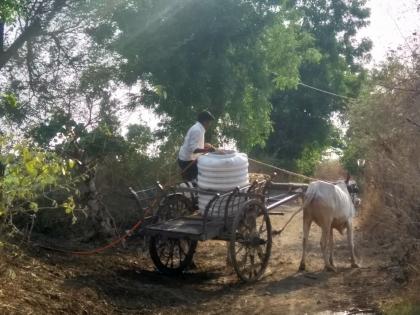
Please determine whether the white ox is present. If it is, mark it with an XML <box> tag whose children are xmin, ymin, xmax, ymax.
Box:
<box><xmin>299</xmin><ymin>180</ymin><xmax>360</xmax><ymax>272</ymax></box>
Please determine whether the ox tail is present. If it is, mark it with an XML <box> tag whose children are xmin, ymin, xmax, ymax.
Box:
<box><xmin>302</xmin><ymin>182</ymin><xmax>316</xmax><ymax>210</ymax></box>
<box><xmin>277</xmin><ymin>183</ymin><xmax>316</xmax><ymax>234</ymax></box>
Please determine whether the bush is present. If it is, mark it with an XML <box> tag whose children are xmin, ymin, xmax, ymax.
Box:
<box><xmin>0</xmin><ymin>136</ymin><xmax>79</xmax><ymax>231</ymax></box>
<box><xmin>345</xmin><ymin>55</ymin><xmax>420</xmax><ymax>279</ymax></box>
<box><xmin>314</xmin><ymin>159</ymin><xmax>347</xmax><ymax>181</ymax></box>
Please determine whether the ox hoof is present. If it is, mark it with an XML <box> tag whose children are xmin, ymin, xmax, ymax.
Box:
<box><xmin>298</xmin><ymin>263</ymin><xmax>306</xmax><ymax>271</ymax></box>
<box><xmin>324</xmin><ymin>265</ymin><xmax>337</xmax><ymax>272</ymax></box>
<box><xmin>351</xmin><ymin>262</ymin><xmax>360</xmax><ymax>268</ymax></box>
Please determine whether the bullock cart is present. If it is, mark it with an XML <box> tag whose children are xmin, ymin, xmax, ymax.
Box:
<box><xmin>129</xmin><ymin>179</ymin><xmax>306</xmax><ymax>282</ymax></box>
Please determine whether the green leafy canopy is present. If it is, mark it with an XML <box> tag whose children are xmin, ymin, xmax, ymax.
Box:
<box><xmin>88</xmin><ymin>0</ymin><xmax>320</xmax><ymax>152</ymax></box>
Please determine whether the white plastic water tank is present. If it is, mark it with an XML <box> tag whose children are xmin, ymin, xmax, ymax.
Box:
<box><xmin>197</xmin><ymin>150</ymin><xmax>249</xmax><ymax>215</ymax></box>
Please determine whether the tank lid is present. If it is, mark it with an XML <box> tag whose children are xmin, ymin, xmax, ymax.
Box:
<box><xmin>208</xmin><ymin>149</ymin><xmax>236</xmax><ymax>157</ymax></box>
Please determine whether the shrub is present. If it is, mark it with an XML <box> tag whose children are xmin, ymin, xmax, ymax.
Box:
<box><xmin>0</xmin><ymin>136</ymin><xmax>79</xmax><ymax>230</ymax></box>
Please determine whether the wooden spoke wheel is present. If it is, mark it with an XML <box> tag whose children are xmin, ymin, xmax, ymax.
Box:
<box><xmin>229</xmin><ymin>199</ymin><xmax>272</xmax><ymax>282</ymax></box>
<box><xmin>149</xmin><ymin>194</ymin><xmax>197</xmax><ymax>275</ymax></box>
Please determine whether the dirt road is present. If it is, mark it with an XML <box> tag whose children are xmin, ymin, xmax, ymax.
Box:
<box><xmin>0</xmin><ymin>205</ymin><xmax>408</xmax><ymax>314</ymax></box>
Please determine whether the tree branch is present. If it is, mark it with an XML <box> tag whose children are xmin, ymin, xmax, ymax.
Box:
<box><xmin>0</xmin><ymin>21</ymin><xmax>4</xmax><ymax>53</ymax></box>
<box><xmin>0</xmin><ymin>18</ymin><xmax>42</xmax><ymax>70</ymax></box>
<box><xmin>378</xmin><ymin>83</ymin><xmax>420</xmax><ymax>93</ymax></box>
<box><xmin>0</xmin><ymin>0</ymin><xmax>69</xmax><ymax>70</ymax></box>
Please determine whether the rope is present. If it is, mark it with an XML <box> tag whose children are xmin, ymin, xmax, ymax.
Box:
<box><xmin>273</xmin><ymin>207</ymin><xmax>303</xmax><ymax>236</ymax></box>
<box><xmin>298</xmin><ymin>82</ymin><xmax>356</xmax><ymax>100</ymax></box>
<box><xmin>248</xmin><ymin>157</ymin><xmax>326</xmax><ymax>182</ymax></box>
<box><xmin>36</xmin><ymin>218</ymin><xmax>144</xmax><ymax>256</ymax></box>
<box><xmin>71</xmin><ymin>219</ymin><xmax>143</xmax><ymax>255</ymax></box>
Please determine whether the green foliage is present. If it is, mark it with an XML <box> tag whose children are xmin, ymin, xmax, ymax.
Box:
<box><xmin>126</xmin><ymin>124</ymin><xmax>154</xmax><ymax>154</ymax></box>
<box><xmin>340</xmin><ymin>141</ymin><xmax>363</xmax><ymax>176</ymax></box>
<box><xmin>89</xmin><ymin>0</ymin><xmax>317</xmax><ymax>152</ymax></box>
<box><xmin>30</xmin><ymin>104</ymin><xmax>127</xmax><ymax>162</ymax></box>
<box><xmin>0</xmin><ymin>93</ymin><xmax>25</xmax><ymax>126</ymax></box>
<box><xmin>79</xmin><ymin>125</ymin><xmax>127</xmax><ymax>159</ymax></box>
<box><xmin>0</xmin><ymin>136</ymin><xmax>80</xmax><ymax>219</ymax></box>
<box><xmin>222</xmin><ymin>85</ymin><xmax>273</xmax><ymax>152</ymax></box>
<box><xmin>341</xmin><ymin>57</ymin><xmax>410</xmax><ymax>176</ymax></box>
<box><xmin>29</xmin><ymin>109</ymin><xmax>78</xmax><ymax>147</ymax></box>
<box><xmin>0</xmin><ymin>0</ymin><xmax>23</xmax><ymax>21</ymax></box>
<box><xmin>295</xmin><ymin>144</ymin><xmax>323</xmax><ymax>176</ymax></box>
<box><xmin>0</xmin><ymin>0</ymin><xmax>374</xmax><ymax>235</ymax></box>
<box><xmin>261</xmin><ymin>0</ymin><xmax>371</xmax><ymax>166</ymax></box>
<box><xmin>265</xmin><ymin>15</ymin><xmax>321</xmax><ymax>90</ymax></box>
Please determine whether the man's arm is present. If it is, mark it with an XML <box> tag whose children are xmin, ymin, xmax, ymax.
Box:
<box><xmin>199</xmin><ymin>143</ymin><xmax>216</xmax><ymax>153</ymax></box>
<box><xmin>188</xmin><ymin>129</ymin><xmax>215</xmax><ymax>154</ymax></box>
<box><xmin>193</xmin><ymin>147</ymin><xmax>214</xmax><ymax>154</ymax></box>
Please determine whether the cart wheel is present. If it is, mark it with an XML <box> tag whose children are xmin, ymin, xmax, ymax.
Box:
<box><xmin>229</xmin><ymin>199</ymin><xmax>272</xmax><ymax>282</ymax></box>
<box><xmin>149</xmin><ymin>193</ymin><xmax>197</xmax><ymax>275</ymax></box>
<box><xmin>149</xmin><ymin>237</ymin><xmax>197</xmax><ymax>275</ymax></box>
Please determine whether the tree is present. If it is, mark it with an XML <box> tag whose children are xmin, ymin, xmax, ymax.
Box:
<box><xmin>259</xmin><ymin>0</ymin><xmax>371</xmax><ymax>171</ymax></box>
<box><xmin>89</xmin><ymin>0</ymin><xmax>318</xmax><ymax>152</ymax></box>
<box><xmin>28</xmin><ymin>96</ymin><xmax>130</xmax><ymax>237</ymax></box>
<box><xmin>0</xmin><ymin>135</ymin><xmax>80</xmax><ymax>231</ymax></box>
<box><xmin>0</xmin><ymin>0</ymin><xmax>74</xmax><ymax>70</ymax></box>
<box><xmin>0</xmin><ymin>1</ymin><xmax>133</xmax><ymax>236</ymax></box>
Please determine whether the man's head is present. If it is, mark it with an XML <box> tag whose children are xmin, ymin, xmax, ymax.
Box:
<box><xmin>197</xmin><ymin>110</ymin><xmax>215</xmax><ymax>130</ymax></box>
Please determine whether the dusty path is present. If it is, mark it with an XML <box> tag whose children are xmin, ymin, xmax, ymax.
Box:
<box><xmin>0</xmin><ymin>205</ymin><xmax>407</xmax><ymax>314</ymax></box>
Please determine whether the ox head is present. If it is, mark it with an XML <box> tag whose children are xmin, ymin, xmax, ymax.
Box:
<box><xmin>345</xmin><ymin>174</ymin><xmax>361</xmax><ymax>209</ymax></box>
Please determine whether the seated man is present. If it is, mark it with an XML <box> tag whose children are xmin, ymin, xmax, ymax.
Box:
<box><xmin>178</xmin><ymin>110</ymin><xmax>215</xmax><ymax>182</ymax></box>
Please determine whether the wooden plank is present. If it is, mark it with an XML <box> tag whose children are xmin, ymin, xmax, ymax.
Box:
<box><xmin>144</xmin><ymin>217</ymin><xmax>224</xmax><ymax>241</ymax></box>
<box><xmin>266</xmin><ymin>193</ymin><xmax>301</xmax><ymax>210</ymax></box>
<box><xmin>267</xmin><ymin>193</ymin><xmax>289</xmax><ymax>202</ymax></box>
<box><xmin>269</xmin><ymin>182</ymin><xmax>308</xmax><ymax>190</ymax></box>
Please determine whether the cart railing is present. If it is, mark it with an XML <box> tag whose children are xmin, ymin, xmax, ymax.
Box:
<box><xmin>128</xmin><ymin>183</ymin><xmax>164</xmax><ymax>219</ymax></box>
<box><xmin>130</xmin><ymin>179</ymin><xmax>306</xmax><ymax>238</ymax></box>
<box><xmin>176</xmin><ymin>179</ymin><xmax>269</xmax><ymax>236</ymax></box>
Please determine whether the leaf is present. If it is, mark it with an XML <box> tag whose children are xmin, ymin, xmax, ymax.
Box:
<box><xmin>25</xmin><ymin>161</ymin><xmax>38</xmax><ymax>177</ymax></box>
<box><xmin>62</xmin><ymin>197</ymin><xmax>75</xmax><ymax>214</ymax></box>
<box><xmin>22</xmin><ymin>148</ymin><xmax>31</xmax><ymax>162</ymax></box>
<box><xmin>68</xmin><ymin>159</ymin><xmax>76</xmax><ymax>169</ymax></box>
<box><xmin>2</xmin><ymin>93</ymin><xmax>18</xmax><ymax>108</ymax></box>
<box><xmin>29</xmin><ymin>202</ymin><xmax>38</xmax><ymax>211</ymax></box>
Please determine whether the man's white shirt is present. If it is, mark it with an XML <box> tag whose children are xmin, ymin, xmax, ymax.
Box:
<box><xmin>178</xmin><ymin>122</ymin><xmax>205</xmax><ymax>161</ymax></box>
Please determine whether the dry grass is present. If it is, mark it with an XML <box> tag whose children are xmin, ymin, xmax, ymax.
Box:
<box><xmin>348</xmin><ymin>56</ymin><xmax>420</xmax><ymax>290</ymax></box>
<box><xmin>249</xmin><ymin>172</ymin><xmax>271</xmax><ymax>182</ymax></box>
<box><xmin>314</xmin><ymin>159</ymin><xmax>347</xmax><ymax>181</ymax></box>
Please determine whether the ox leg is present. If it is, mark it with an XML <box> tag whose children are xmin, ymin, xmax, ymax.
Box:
<box><xmin>321</xmin><ymin>223</ymin><xmax>336</xmax><ymax>272</ymax></box>
<box><xmin>299</xmin><ymin>215</ymin><xmax>311</xmax><ymax>271</ymax></box>
<box><xmin>346</xmin><ymin>221</ymin><xmax>359</xmax><ymax>268</ymax></box>
<box><xmin>329</xmin><ymin>227</ymin><xmax>335</xmax><ymax>268</ymax></box>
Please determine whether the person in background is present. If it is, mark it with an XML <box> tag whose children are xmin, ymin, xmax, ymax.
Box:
<box><xmin>178</xmin><ymin>110</ymin><xmax>216</xmax><ymax>182</ymax></box>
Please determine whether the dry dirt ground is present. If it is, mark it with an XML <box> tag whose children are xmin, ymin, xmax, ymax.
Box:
<box><xmin>0</xmin><ymin>205</ymin><xmax>418</xmax><ymax>315</ymax></box>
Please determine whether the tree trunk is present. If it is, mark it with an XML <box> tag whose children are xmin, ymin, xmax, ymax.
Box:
<box><xmin>85</xmin><ymin>167</ymin><xmax>116</xmax><ymax>239</ymax></box>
